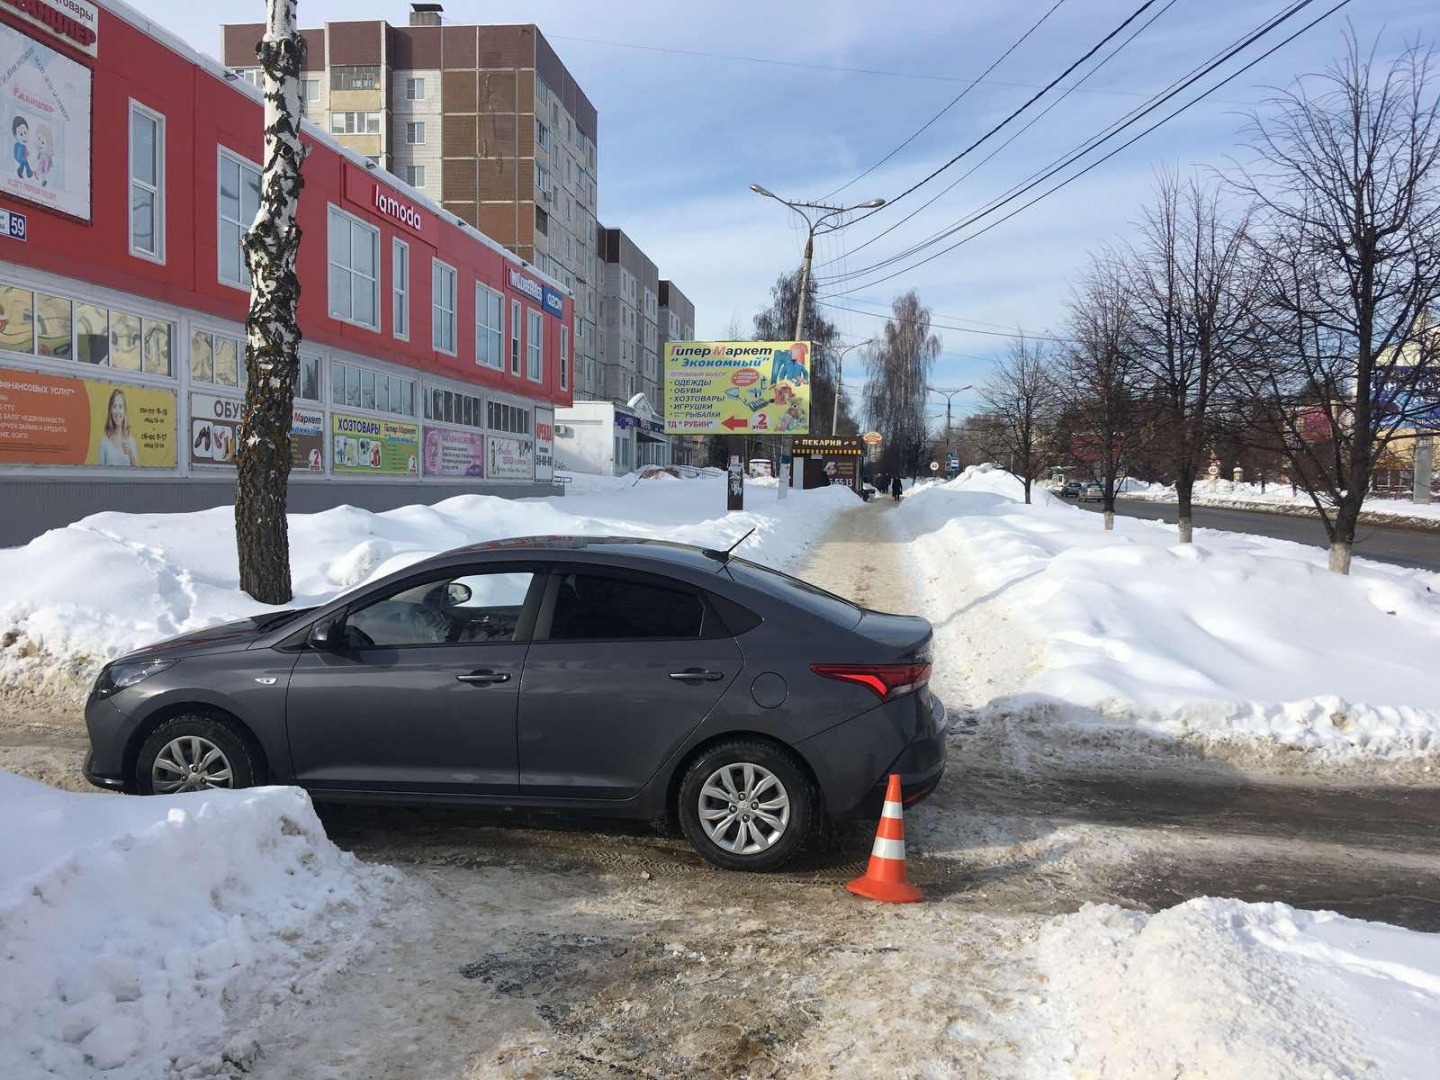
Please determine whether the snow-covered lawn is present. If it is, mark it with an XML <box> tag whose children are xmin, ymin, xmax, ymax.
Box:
<box><xmin>1119</xmin><ymin>478</ymin><xmax>1440</xmax><ymax>525</ymax></box>
<box><xmin>0</xmin><ymin>474</ymin><xmax>853</xmax><ymax>695</ymax></box>
<box><xmin>0</xmin><ymin>769</ymin><xmax>393</xmax><ymax>1079</ymax></box>
<box><xmin>1031</xmin><ymin>898</ymin><xmax>1440</xmax><ymax>1079</ymax></box>
<box><xmin>899</xmin><ymin>467</ymin><xmax>1440</xmax><ymax>765</ymax></box>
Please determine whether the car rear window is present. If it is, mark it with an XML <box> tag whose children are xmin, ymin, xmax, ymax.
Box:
<box><xmin>723</xmin><ymin>558</ymin><xmax>863</xmax><ymax>628</ymax></box>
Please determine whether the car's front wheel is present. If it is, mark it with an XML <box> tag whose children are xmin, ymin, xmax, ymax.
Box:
<box><xmin>134</xmin><ymin>714</ymin><xmax>263</xmax><ymax>795</ymax></box>
<box><xmin>677</xmin><ymin>740</ymin><xmax>815</xmax><ymax>871</ymax></box>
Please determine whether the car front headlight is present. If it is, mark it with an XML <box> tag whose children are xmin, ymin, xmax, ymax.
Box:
<box><xmin>92</xmin><ymin>658</ymin><xmax>178</xmax><ymax>699</ymax></box>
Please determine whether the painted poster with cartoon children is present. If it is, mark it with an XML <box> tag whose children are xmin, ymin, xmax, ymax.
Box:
<box><xmin>0</xmin><ymin>23</ymin><xmax>92</xmax><ymax>220</ymax></box>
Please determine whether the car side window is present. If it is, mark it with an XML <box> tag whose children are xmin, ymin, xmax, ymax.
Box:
<box><xmin>547</xmin><ymin>572</ymin><xmax>706</xmax><ymax>642</ymax></box>
<box><xmin>345</xmin><ymin>570</ymin><xmax>535</xmax><ymax>648</ymax></box>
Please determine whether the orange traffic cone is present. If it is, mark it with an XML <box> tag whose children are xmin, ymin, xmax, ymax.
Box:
<box><xmin>846</xmin><ymin>774</ymin><xmax>924</xmax><ymax>903</ymax></box>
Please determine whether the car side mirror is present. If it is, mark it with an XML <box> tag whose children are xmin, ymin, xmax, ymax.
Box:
<box><xmin>308</xmin><ymin>617</ymin><xmax>341</xmax><ymax>650</ymax></box>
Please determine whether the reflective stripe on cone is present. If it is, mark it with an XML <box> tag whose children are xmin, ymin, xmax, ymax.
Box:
<box><xmin>845</xmin><ymin>773</ymin><xmax>924</xmax><ymax>904</ymax></box>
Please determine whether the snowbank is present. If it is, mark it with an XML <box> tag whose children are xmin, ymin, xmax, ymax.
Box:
<box><xmin>899</xmin><ymin>466</ymin><xmax>1440</xmax><ymax>763</ymax></box>
<box><xmin>1031</xmin><ymin>898</ymin><xmax>1440</xmax><ymax>1079</ymax></box>
<box><xmin>1124</xmin><ymin>478</ymin><xmax>1440</xmax><ymax>526</ymax></box>
<box><xmin>0</xmin><ymin>769</ymin><xmax>393</xmax><ymax>1078</ymax></box>
<box><xmin>0</xmin><ymin>475</ymin><xmax>854</xmax><ymax>695</ymax></box>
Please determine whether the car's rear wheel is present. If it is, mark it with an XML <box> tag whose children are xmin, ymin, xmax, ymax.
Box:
<box><xmin>134</xmin><ymin>714</ymin><xmax>262</xmax><ymax>795</ymax></box>
<box><xmin>677</xmin><ymin>740</ymin><xmax>815</xmax><ymax>871</ymax></box>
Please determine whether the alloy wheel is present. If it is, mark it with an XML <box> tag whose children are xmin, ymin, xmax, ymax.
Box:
<box><xmin>697</xmin><ymin>762</ymin><xmax>791</xmax><ymax>854</ymax></box>
<box><xmin>151</xmin><ymin>735</ymin><xmax>234</xmax><ymax>794</ymax></box>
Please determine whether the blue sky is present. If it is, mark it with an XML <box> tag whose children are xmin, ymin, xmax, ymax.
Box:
<box><xmin>151</xmin><ymin>0</ymin><xmax>1434</xmax><ymax>419</ymax></box>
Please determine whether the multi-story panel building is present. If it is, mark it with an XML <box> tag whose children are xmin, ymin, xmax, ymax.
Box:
<box><xmin>221</xmin><ymin>5</ymin><xmax>602</xmax><ymax>395</ymax></box>
<box><xmin>596</xmin><ymin>227</ymin><xmax>658</xmax><ymax>406</ymax></box>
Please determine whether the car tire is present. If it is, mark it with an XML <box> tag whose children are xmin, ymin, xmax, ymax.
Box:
<box><xmin>134</xmin><ymin>714</ymin><xmax>263</xmax><ymax>796</ymax></box>
<box><xmin>677</xmin><ymin>739</ymin><xmax>815</xmax><ymax>872</ymax></box>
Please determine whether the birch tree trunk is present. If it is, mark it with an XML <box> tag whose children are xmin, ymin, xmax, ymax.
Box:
<box><xmin>235</xmin><ymin>0</ymin><xmax>307</xmax><ymax>604</ymax></box>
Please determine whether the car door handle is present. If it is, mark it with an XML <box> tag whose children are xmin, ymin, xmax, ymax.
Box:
<box><xmin>669</xmin><ymin>669</ymin><xmax>725</xmax><ymax>682</ymax></box>
<box><xmin>456</xmin><ymin>671</ymin><xmax>511</xmax><ymax>685</ymax></box>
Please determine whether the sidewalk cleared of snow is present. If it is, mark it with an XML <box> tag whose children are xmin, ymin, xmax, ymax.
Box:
<box><xmin>0</xmin><ymin>475</ymin><xmax>854</xmax><ymax>696</ymax></box>
<box><xmin>1030</xmin><ymin>897</ymin><xmax>1440</xmax><ymax>1079</ymax></box>
<box><xmin>897</xmin><ymin>467</ymin><xmax>1440</xmax><ymax>766</ymax></box>
<box><xmin>0</xmin><ymin>768</ymin><xmax>394</xmax><ymax>1079</ymax></box>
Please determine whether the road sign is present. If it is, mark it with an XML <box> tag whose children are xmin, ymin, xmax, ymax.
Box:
<box><xmin>664</xmin><ymin>341</ymin><xmax>812</xmax><ymax>435</ymax></box>
<box><xmin>929</xmin><ymin>461</ymin><xmax>940</xmax><ymax>472</ymax></box>
<box><xmin>862</xmin><ymin>431</ymin><xmax>882</xmax><ymax>446</ymax></box>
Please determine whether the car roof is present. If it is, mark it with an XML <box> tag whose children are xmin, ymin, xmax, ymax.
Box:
<box><xmin>442</xmin><ymin>535</ymin><xmax>728</xmax><ymax>572</ymax></box>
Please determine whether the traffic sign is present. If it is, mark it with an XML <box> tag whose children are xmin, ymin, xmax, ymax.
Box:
<box><xmin>929</xmin><ymin>461</ymin><xmax>940</xmax><ymax>472</ymax></box>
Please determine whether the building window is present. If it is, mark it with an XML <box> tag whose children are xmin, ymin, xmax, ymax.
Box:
<box><xmin>424</xmin><ymin>386</ymin><xmax>484</xmax><ymax>429</ymax></box>
<box><xmin>534</xmin><ymin>205</ymin><xmax>548</xmax><ymax>236</ymax></box>
<box><xmin>406</xmin><ymin>76</ymin><xmax>426</xmax><ymax>100</ymax></box>
<box><xmin>332</xmin><ymin>359</ymin><xmax>414</xmax><ymax>416</ymax></box>
<box><xmin>332</xmin><ymin>65</ymin><xmax>381</xmax><ymax>91</ymax></box>
<box><xmin>218</xmin><ymin>150</ymin><xmax>261</xmax><ymax>290</ymax></box>
<box><xmin>405</xmin><ymin>164</ymin><xmax>426</xmax><ymax>188</ymax></box>
<box><xmin>406</xmin><ymin>121</ymin><xmax>425</xmax><ymax>145</ymax></box>
<box><xmin>393</xmin><ymin>238</ymin><xmax>410</xmax><ymax>340</ymax></box>
<box><xmin>129</xmin><ymin>103</ymin><xmax>165</xmax><ymax>262</ymax></box>
<box><xmin>509</xmin><ymin>298</ymin><xmax>521</xmax><ymax>374</ymax></box>
<box><xmin>302</xmin><ymin>77</ymin><xmax>320</xmax><ymax>103</ymax></box>
<box><xmin>432</xmin><ymin>261</ymin><xmax>457</xmax><ymax>354</ymax></box>
<box><xmin>487</xmin><ymin>400</ymin><xmax>531</xmax><ymax>435</ymax></box>
<box><xmin>560</xmin><ymin>325</ymin><xmax>569</xmax><ymax>391</ymax></box>
<box><xmin>0</xmin><ymin>283</ymin><xmax>175</xmax><ymax>377</ymax></box>
<box><xmin>330</xmin><ymin>112</ymin><xmax>381</xmax><ymax>135</ymax></box>
<box><xmin>476</xmin><ymin>284</ymin><xmax>503</xmax><ymax>369</ymax></box>
<box><xmin>535</xmin><ymin>163</ymin><xmax>550</xmax><ymax>194</ymax></box>
<box><xmin>535</xmin><ymin>118</ymin><xmax>549</xmax><ymax>151</ymax></box>
<box><xmin>526</xmin><ymin>308</ymin><xmax>543</xmax><ymax>381</ymax></box>
<box><xmin>328</xmin><ymin>206</ymin><xmax>380</xmax><ymax>330</ymax></box>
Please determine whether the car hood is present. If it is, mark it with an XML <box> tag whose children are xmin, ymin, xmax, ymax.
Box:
<box><xmin>117</xmin><ymin>609</ymin><xmax>314</xmax><ymax>662</ymax></box>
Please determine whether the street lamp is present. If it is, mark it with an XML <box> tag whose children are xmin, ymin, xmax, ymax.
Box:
<box><xmin>927</xmin><ymin>385</ymin><xmax>974</xmax><ymax>463</ymax></box>
<box><xmin>832</xmin><ymin>339</ymin><xmax>873</xmax><ymax>435</ymax></box>
<box><xmin>751</xmin><ymin>183</ymin><xmax>885</xmax><ymax>499</ymax></box>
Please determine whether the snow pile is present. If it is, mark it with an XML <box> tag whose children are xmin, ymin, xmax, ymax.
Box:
<box><xmin>1031</xmin><ymin>898</ymin><xmax>1440</xmax><ymax>1079</ymax></box>
<box><xmin>899</xmin><ymin>468</ymin><xmax>1440</xmax><ymax>761</ymax></box>
<box><xmin>1126</xmin><ymin>477</ymin><xmax>1440</xmax><ymax>524</ymax></box>
<box><xmin>0</xmin><ymin>475</ymin><xmax>854</xmax><ymax>694</ymax></box>
<box><xmin>0</xmin><ymin>769</ymin><xmax>393</xmax><ymax>1078</ymax></box>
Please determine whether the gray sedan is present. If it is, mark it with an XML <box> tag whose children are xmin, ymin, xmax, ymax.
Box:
<box><xmin>83</xmin><ymin>537</ymin><xmax>946</xmax><ymax>871</ymax></box>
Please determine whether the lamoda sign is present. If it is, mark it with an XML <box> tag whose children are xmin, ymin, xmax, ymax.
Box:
<box><xmin>372</xmin><ymin>185</ymin><xmax>424</xmax><ymax>234</ymax></box>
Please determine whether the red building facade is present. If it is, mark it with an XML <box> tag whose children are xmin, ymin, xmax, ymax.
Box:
<box><xmin>0</xmin><ymin>0</ymin><xmax>572</xmax><ymax>537</ymax></box>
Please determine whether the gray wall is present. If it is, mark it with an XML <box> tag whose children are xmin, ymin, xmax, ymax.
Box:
<box><xmin>0</xmin><ymin>477</ymin><xmax>563</xmax><ymax>549</ymax></box>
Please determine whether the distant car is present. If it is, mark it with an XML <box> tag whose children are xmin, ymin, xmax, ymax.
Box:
<box><xmin>1081</xmin><ymin>481</ymin><xmax>1104</xmax><ymax>502</ymax></box>
<box><xmin>861</xmin><ymin>483</ymin><xmax>877</xmax><ymax>502</ymax></box>
<box><xmin>1059</xmin><ymin>481</ymin><xmax>1083</xmax><ymax>499</ymax></box>
<box><xmin>82</xmin><ymin>537</ymin><xmax>946</xmax><ymax>872</ymax></box>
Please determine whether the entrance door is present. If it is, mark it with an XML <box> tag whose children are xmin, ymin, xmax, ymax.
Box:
<box><xmin>286</xmin><ymin>565</ymin><xmax>542</xmax><ymax>795</ymax></box>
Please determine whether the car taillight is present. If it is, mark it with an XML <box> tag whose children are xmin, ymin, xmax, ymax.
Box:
<box><xmin>810</xmin><ymin>662</ymin><xmax>931</xmax><ymax>702</ymax></box>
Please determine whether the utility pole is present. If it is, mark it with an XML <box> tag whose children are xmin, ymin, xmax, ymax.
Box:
<box><xmin>751</xmin><ymin>184</ymin><xmax>885</xmax><ymax>499</ymax></box>
<box><xmin>832</xmin><ymin>339</ymin><xmax>873</xmax><ymax>436</ymax></box>
<box><xmin>926</xmin><ymin>385</ymin><xmax>973</xmax><ymax>463</ymax></box>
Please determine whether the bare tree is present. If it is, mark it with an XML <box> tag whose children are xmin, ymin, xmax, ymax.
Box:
<box><xmin>1128</xmin><ymin>174</ymin><xmax>1256</xmax><ymax>542</ymax></box>
<box><xmin>981</xmin><ymin>335</ymin><xmax>1057</xmax><ymax>503</ymax></box>
<box><xmin>234</xmin><ymin>0</ymin><xmax>308</xmax><ymax>603</ymax></box>
<box><xmin>865</xmin><ymin>290</ymin><xmax>941</xmax><ymax>478</ymax></box>
<box><xmin>1230</xmin><ymin>35</ymin><xmax>1440</xmax><ymax>573</ymax></box>
<box><xmin>1060</xmin><ymin>253</ymin><xmax>1143</xmax><ymax>529</ymax></box>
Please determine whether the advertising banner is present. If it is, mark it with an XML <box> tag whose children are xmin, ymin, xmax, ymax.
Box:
<box><xmin>664</xmin><ymin>341</ymin><xmax>811</xmax><ymax>436</ymax></box>
<box><xmin>794</xmin><ymin>436</ymin><xmax>864</xmax><ymax>494</ymax></box>
<box><xmin>534</xmin><ymin>406</ymin><xmax>554</xmax><ymax>482</ymax></box>
<box><xmin>0</xmin><ymin>22</ymin><xmax>93</xmax><ymax>221</ymax></box>
<box><xmin>421</xmin><ymin>425</ymin><xmax>485</xmax><ymax>478</ymax></box>
<box><xmin>486</xmin><ymin>434</ymin><xmax>533</xmax><ymax>481</ymax></box>
<box><xmin>189</xmin><ymin>394</ymin><xmax>324</xmax><ymax>471</ymax></box>
<box><xmin>332</xmin><ymin>412</ymin><xmax>418</xmax><ymax>475</ymax></box>
<box><xmin>0</xmin><ymin>368</ymin><xmax>174</xmax><ymax>467</ymax></box>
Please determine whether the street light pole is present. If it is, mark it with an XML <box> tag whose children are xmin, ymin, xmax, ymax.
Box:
<box><xmin>926</xmin><ymin>385</ymin><xmax>973</xmax><ymax>466</ymax></box>
<box><xmin>832</xmin><ymin>338</ymin><xmax>874</xmax><ymax>436</ymax></box>
<box><xmin>751</xmin><ymin>184</ymin><xmax>884</xmax><ymax>499</ymax></box>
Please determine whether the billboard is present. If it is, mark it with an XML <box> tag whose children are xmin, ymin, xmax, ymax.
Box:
<box><xmin>332</xmin><ymin>413</ymin><xmax>418</xmax><ymax>475</ymax></box>
<box><xmin>664</xmin><ymin>341</ymin><xmax>812</xmax><ymax>436</ymax></box>
<box><xmin>421</xmin><ymin>426</ymin><xmax>485</xmax><ymax>477</ymax></box>
<box><xmin>188</xmin><ymin>393</ymin><xmax>325</xmax><ymax>472</ymax></box>
<box><xmin>0</xmin><ymin>368</ymin><xmax>174</xmax><ymax>467</ymax></box>
<box><xmin>534</xmin><ymin>406</ymin><xmax>554</xmax><ymax>482</ymax></box>
<box><xmin>486</xmin><ymin>434</ymin><xmax>532</xmax><ymax>480</ymax></box>
<box><xmin>0</xmin><ymin>22</ymin><xmax>92</xmax><ymax>221</ymax></box>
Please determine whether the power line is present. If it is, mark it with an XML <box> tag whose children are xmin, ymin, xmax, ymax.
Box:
<box><xmin>817</xmin><ymin>300</ymin><xmax>1077</xmax><ymax>344</ymax></box>
<box><xmin>821</xmin><ymin>0</ymin><xmax>1343</xmax><ymax>296</ymax></box>
<box><xmin>815</xmin><ymin>0</ymin><xmax>1182</xmax><ymax>271</ymax></box>
<box><xmin>821</xmin><ymin>0</ymin><xmax>1070</xmax><ymax>201</ymax></box>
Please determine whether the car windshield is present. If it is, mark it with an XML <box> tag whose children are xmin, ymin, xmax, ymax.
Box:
<box><xmin>722</xmin><ymin>557</ymin><xmax>863</xmax><ymax>627</ymax></box>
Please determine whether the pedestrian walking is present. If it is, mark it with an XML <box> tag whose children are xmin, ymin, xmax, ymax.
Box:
<box><xmin>890</xmin><ymin>475</ymin><xmax>903</xmax><ymax>501</ymax></box>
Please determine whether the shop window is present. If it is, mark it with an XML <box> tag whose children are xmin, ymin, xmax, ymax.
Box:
<box><xmin>0</xmin><ymin>283</ymin><xmax>171</xmax><ymax>376</ymax></box>
<box><xmin>218</xmin><ymin>150</ymin><xmax>262</xmax><ymax>290</ymax></box>
<box><xmin>110</xmin><ymin>312</ymin><xmax>142</xmax><ymax>372</ymax></box>
<box><xmin>0</xmin><ymin>284</ymin><xmax>34</xmax><ymax>354</ymax></box>
<box><xmin>476</xmin><ymin>284</ymin><xmax>503</xmax><ymax>369</ymax></box>
<box><xmin>509</xmin><ymin>299</ymin><xmax>521</xmax><ymax>375</ymax></box>
<box><xmin>190</xmin><ymin>330</ymin><xmax>245</xmax><ymax>390</ymax></box>
<box><xmin>432</xmin><ymin>261</ymin><xmax>456</xmax><ymax>354</ymax></box>
<box><xmin>143</xmin><ymin>321</ymin><xmax>171</xmax><ymax>376</ymax></box>
<box><xmin>332</xmin><ymin>359</ymin><xmax>413</xmax><ymax>417</ymax></box>
<box><xmin>560</xmin><ymin>325</ymin><xmax>569</xmax><ymax>391</ymax></box>
<box><xmin>486</xmin><ymin>400</ymin><xmax>530</xmax><ymax>435</ymax></box>
<box><xmin>425</xmin><ymin>386</ymin><xmax>484</xmax><ymax>429</ymax></box>
<box><xmin>393</xmin><ymin>239</ymin><xmax>409</xmax><ymax>340</ymax></box>
<box><xmin>35</xmin><ymin>294</ymin><xmax>72</xmax><ymax>358</ymax></box>
<box><xmin>129</xmin><ymin>103</ymin><xmax>165</xmax><ymax>262</ymax></box>
<box><xmin>75</xmin><ymin>303</ymin><xmax>108</xmax><ymax>365</ymax></box>
<box><xmin>328</xmin><ymin>206</ymin><xmax>380</xmax><ymax>330</ymax></box>
<box><xmin>526</xmin><ymin>308</ymin><xmax>543</xmax><ymax>381</ymax></box>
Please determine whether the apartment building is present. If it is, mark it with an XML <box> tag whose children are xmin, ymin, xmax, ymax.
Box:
<box><xmin>221</xmin><ymin>4</ymin><xmax>603</xmax><ymax>393</ymax></box>
<box><xmin>594</xmin><ymin>227</ymin><xmax>659</xmax><ymax>404</ymax></box>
